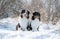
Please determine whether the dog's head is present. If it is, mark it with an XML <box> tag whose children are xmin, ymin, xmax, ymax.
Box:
<box><xmin>32</xmin><ymin>12</ymin><xmax>40</xmax><ymax>21</ymax></box>
<box><xmin>21</xmin><ymin>9</ymin><xmax>30</xmax><ymax>19</ymax></box>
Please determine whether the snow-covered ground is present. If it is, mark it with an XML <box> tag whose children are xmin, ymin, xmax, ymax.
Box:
<box><xmin>0</xmin><ymin>17</ymin><xmax>60</xmax><ymax>39</ymax></box>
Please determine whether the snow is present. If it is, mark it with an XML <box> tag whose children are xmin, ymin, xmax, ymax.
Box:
<box><xmin>0</xmin><ymin>17</ymin><xmax>60</xmax><ymax>39</ymax></box>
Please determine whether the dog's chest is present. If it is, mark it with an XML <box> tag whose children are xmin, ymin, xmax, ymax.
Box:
<box><xmin>31</xmin><ymin>19</ymin><xmax>40</xmax><ymax>27</ymax></box>
<box><xmin>18</xmin><ymin>18</ymin><xmax>29</xmax><ymax>27</ymax></box>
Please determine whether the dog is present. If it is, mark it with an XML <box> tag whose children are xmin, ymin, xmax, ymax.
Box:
<box><xmin>16</xmin><ymin>9</ymin><xmax>30</xmax><ymax>31</ymax></box>
<box><xmin>31</xmin><ymin>12</ymin><xmax>40</xmax><ymax>31</ymax></box>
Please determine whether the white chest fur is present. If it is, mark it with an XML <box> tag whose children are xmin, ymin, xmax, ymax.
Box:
<box><xmin>31</xmin><ymin>19</ymin><xmax>40</xmax><ymax>31</ymax></box>
<box><xmin>18</xmin><ymin>17</ymin><xmax>29</xmax><ymax>31</ymax></box>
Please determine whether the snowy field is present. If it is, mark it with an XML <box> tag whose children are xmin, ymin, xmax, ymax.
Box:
<box><xmin>0</xmin><ymin>17</ymin><xmax>60</xmax><ymax>39</ymax></box>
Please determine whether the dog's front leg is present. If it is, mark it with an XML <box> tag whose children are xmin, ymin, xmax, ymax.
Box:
<box><xmin>16</xmin><ymin>23</ymin><xmax>20</xmax><ymax>30</ymax></box>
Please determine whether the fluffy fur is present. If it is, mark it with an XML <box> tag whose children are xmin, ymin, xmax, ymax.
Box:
<box><xmin>31</xmin><ymin>12</ymin><xmax>40</xmax><ymax>31</ymax></box>
<box><xmin>18</xmin><ymin>17</ymin><xmax>29</xmax><ymax>31</ymax></box>
<box><xmin>16</xmin><ymin>9</ymin><xmax>30</xmax><ymax>31</ymax></box>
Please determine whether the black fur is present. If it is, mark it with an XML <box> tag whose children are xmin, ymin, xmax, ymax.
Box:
<box><xmin>32</xmin><ymin>12</ymin><xmax>40</xmax><ymax>21</ymax></box>
<box><xmin>16</xmin><ymin>23</ymin><xmax>20</xmax><ymax>30</ymax></box>
<box><xmin>33</xmin><ymin>12</ymin><xmax>40</xmax><ymax>16</ymax></box>
<box><xmin>27</xmin><ymin>16</ymin><xmax>29</xmax><ymax>19</ymax></box>
<box><xmin>32</xmin><ymin>16</ymin><xmax>35</xmax><ymax>20</ymax></box>
<box><xmin>37</xmin><ymin>26</ymin><xmax>39</xmax><ymax>31</ymax></box>
<box><xmin>27</xmin><ymin>24</ymin><xmax>32</xmax><ymax>31</ymax></box>
<box><xmin>27</xmin><ymin>10</ymin><xmax>30</xmax><ymax>19</ymax></box>
<box><xmin>39</xmin><ymin>17</ymin><xmax>40</xmax><ymax>21</ymax></box>
<box><xmin>21</xmin><ymin>15</ymin><xmax>23</xmax><ymax>18</ymax></box>
<box><xmin>21</xmin><ymin>9</ymin><xmax>30</xmax><ymax>18</ymax></box>
<box><xmin>27</xmin><ymin>10</ymin><xmax>30</xmax><ymax>15</ymax></box>
<box><xmin>18</xmin><ymin>23</ymin><xmax>21</xmax><ymax>28</ymax></box>
<box><xmin>21</xmin><ymin>9</ymin><xmax>25</xmax><ymax>14</ymax></box>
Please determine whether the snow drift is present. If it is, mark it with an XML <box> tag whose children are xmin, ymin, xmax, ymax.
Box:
<box><xmin>0</xmin><ymin>17</ymin><xmax>60</xmax><ymax>39</ymax></box>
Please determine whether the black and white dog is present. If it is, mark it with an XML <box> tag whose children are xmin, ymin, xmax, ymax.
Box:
<box><xmin>16</xmin><ymin>9</ymin><xmax>30</xmax><ymax>31</ymax></box>
<box><xmin>27</xmin><ymin>12</ymin><xmax>40</xmax><ymax>31</ymax></box>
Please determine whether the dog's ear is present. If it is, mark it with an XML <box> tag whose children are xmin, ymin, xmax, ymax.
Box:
<box><xmin>39</xmin><ymin>17</ymin><xmax>40</xmax><ymax>21</ymax></box>
<box><xmin>21</xmin><ymin>15</ymin><xmax>23</xmax><ymax>18</ymax></box>
<box><xmin>27</xmin><ymin>10</ymin><xmax>30</xmax><ymax>19</ymax></box>
<box><xmin>27</xmin><ymin>10</ymin><xmax>30</xmax><ymax>15</ymax></box>
<box><xmin>32</xmin><ymin>16</ymin><xmax>35</xmax><ymax>20</ymax></box>
<box><xmin>21</xmin><ymin>9</ymin><xmax>25</xmax><ymax>14</ymax></box>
